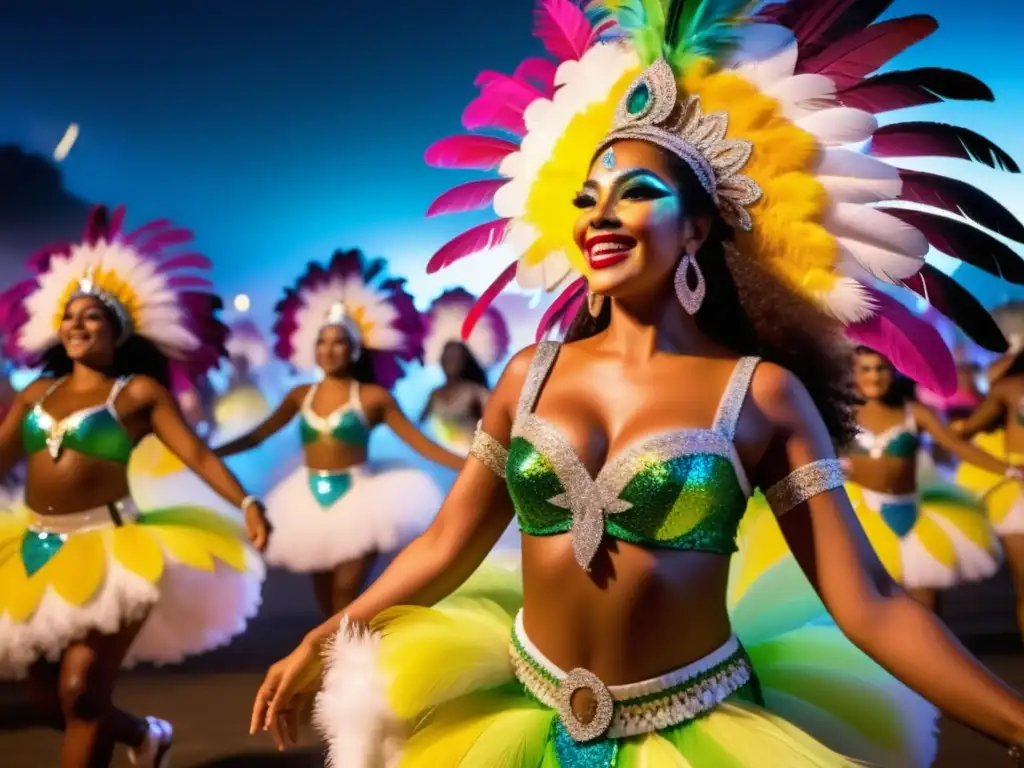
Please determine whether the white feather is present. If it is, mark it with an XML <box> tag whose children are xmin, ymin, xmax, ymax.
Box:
<box><xmin>730</xmin><ymin>39</ymin><xmax>798</xmax><ymax>91</ymax></box>
<box><xmin>766</xmin><ymin>74</ymin><xmax>836</xmax><ymax>119</ymax></box>
<box><xmin>424</xmin><ymin>301</ymin><xmax>504</xmax><ymax>369</ymax></box>
<box><xmin>824</xmin><ymin>203</ymin><xmax>929</xmax><ymax>257</ymax></box>
<box><xmin>817</xmin><ymin>278</ymin><xmax>878</xmax><ymax>324</ymax></box>
<box><xmin>837</xmin><ymin>241</ymin><xmax>924</xmax><ymax>283</ymax></box>
<box><xmin>516</xmin><ymin>250</ymin><xmax>574</xmax><ymax>292</ymax></box>
<box><xmin>797</xmin><ymin>108</ymin><xmax>878</xmax><ymax>146</ymax></box>
<box><xmin>815</xmin><ymin>149</ymin><xmax>903</xmax><ymax>204</ymax></box>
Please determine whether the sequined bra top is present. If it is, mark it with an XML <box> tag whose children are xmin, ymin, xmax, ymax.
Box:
<box><xmin>299</xmin><ymin>381</ymin><xmax>371</xmax><ymax>448</ymax></box>
<box><xmin>850</xmin><ymin>409</ymin><xmax>918</xmax><ymax>459</ymax></box>
<box><xmin>505</xmin><ymin>342</ymin><xmax>756</xmax><ymax>569</ymax></box>
<box><xmin>22</xmin><ymin>376</ymin><xmax>135</xmax><ymax>464</ymax></box>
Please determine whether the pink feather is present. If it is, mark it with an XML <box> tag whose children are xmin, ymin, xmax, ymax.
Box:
<box><xmin>844</xmin><ymin>286</ymin><xmax>957</xmax><ymax>395</ymax></box>
<box><xmin>463</xmin><ymin>93</ymin><xmax>528</xmax><ymax>135</ymax></box>
<box><xmin>167</xmin><ymin>275</ymin><xmax>213</xmax><ymax>289</ymax></box>
<box><xmin>514</xmin><ymin>57</ymin><xmax>559</xmax><ymax>96</ymax></box>
<box><xmin>462</xmin><ymin>262</ymin><xmax>519</xmax><ymax>339</ymax></box>
<box><xmin>536</xmin><ymin>277</ymin><xmax>586</xmax><ymax>341</ymax></box>
<box><xmin>533</xmin><ymin>0</ymin><xmax>594</xmax><ymax>61</ymax></box>
<box><xmin>427</xmin><ymin>180</ymin><xmax>508</xmax><ymax>218</ymax></box>
<box><xmin>800</xmin><ymin>15</ymin><xmax>937</xmax><ymax>88</ymax></box>
<box><xmin>427</xmin><ymin>219</ymin><xmax>511</xmax><ymax>273</ymax></box>
<box><xmin>156</xmin><ymin>253</ymin><xmax>214</xmax><ymax>272</ymax></box>
<box><xmin>108</xmin><ymin>205</ymin><xmax>127</xmax><ymax>235</ymax></box>
<box><xmin>123</xmin><ymin>219</ymin><xmax>172</xmax><ymax>244</ymax></box>
<box><xmin>424</xmin><ymin>136</ymin><xmax>519</xmax><ymax>170</ymax></box>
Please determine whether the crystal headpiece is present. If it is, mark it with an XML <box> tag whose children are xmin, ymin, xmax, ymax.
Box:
<box><xmin>71</xmin><ymin>265</ymin><xmax>133</xmax><ymax>346</ymax></box>
<box><xmin>321</xmin><ymin>300</ymin><xmax>363</xmax><ymax>356</ymax></box>
<box><xmin>597</xmin><ymin>58</ymin><xmax>762</xmax><ymax>232</ymax></box>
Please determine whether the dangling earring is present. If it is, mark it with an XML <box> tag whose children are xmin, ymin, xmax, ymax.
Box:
<box><xmin>674</xmin><ymin>249</ymin><xmax>705</xmax><ymax>315</ymax></box>
<box><xmin>587</xmin><ymin>289</ymin><xmax>605</xmax><ymax>318</ymax></box>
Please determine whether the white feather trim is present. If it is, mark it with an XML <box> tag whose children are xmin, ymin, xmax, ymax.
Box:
<box><xmin>836</xmin><ymin>241</ymin><xmax>923</xmax><ymax>284</ymax></box>
<box><xmin>815</xmin><ymin>149</ymin><xmax>903</xmax><ymax>204</ymax></box>
<box><xmin>424</xmin><ymin>302</ymin><xmax>504</xmax><ymax>368</ymax></box>
<box><xmin>824</xmin><ymin>204</ymin><xmax>929</xmax><ymax>258</ymax></box>
<box><xmin>730</xmin><ymin>39</ymin><xmax>798</xmax><ymax>91</ymax></box>
<box><xmin>314</xmin><ymin>618</ymin><xmax>405</xmax><ymax>768</ymax></box>
<box><xmin>817</xmin><ymin>278</ymin><xmax>878</xmax><ymax>325</ymax></box>
<box><xmin>797</xmin><ymin>108</ymin><xmax>878</xmax><ymax>146</ymax></box>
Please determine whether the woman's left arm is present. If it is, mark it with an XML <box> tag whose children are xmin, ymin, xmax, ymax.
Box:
<box><xmin>368</xmin><ymin>386</ymin><xmax>463</xmax><ymax>470</ymax></box>
<box><xmin>136</xmin><ymin>377</ymin><xmax>269</xmax><ymax>550</ymax></box>
<box><xmin>751</xmin><ymin>364</ymin><xmax>1024</xmax><ymax>748</ymax></box>
<box><xmin>912</xmin><ymin>402</ymin><xmax>1018</xmax><ymax>476</ymax></box>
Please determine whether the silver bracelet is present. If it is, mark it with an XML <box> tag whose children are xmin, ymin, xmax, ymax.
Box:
<box><xmin>240</xmin><ymin>494</ymin><xmax>262</xmax><ymax>512</ymax></box>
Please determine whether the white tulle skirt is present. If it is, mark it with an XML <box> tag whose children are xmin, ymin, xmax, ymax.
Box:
<box><xmin>263</xmin><ymin>463</ymin><xmax>443</xmax><ymax>572</ymax></box>
<box><xmin>0</xmin><ymin>498</ymin><xmax>265</xmax><ymax>680</ymax></box>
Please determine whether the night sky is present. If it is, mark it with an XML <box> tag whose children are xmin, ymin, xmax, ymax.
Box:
<box><xmin>0</xmin><ymin>0</ymin><xmax>1022</xmax><ymax>316</ymax></box>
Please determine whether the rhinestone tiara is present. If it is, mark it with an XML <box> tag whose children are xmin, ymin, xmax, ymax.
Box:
<box><xmin>71</xmin><ymin>266</ymin><xmax>133</xmax><ymax>346</ymax></box>
<box><xmin>596</xmin><ymin>58</ymin><xmax>762</xmax><ymax>232</ymax></box>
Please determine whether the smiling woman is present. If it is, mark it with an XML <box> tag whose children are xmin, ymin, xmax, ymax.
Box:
<box><xmin>0</xmin><ymin>204</ymin><xmax>268</xmax><ymax>767</ymax></box>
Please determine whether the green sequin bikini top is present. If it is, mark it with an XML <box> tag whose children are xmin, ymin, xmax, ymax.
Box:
<box><xmin>506</xmin><ymin>342</ymin><xmax>756</xmax><ymax>570</ymax></box>
<box><xmin>849</xmin><ymin>409</ymin><xmax>919</xmax><ymax>459</ymax></box>
<box><xmin>299</xmin><ymin>381</ymin><xmax>371</xmax><ymax>448</ymax></box>
<box><xmin>22</xmin><ymin>376</ymin><xmax>135</xmax><ymax>464</ymax></box>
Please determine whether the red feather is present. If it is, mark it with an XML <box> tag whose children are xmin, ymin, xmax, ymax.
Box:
<box><xmin>902</xmin><ymin>264</ymin><xmax>1008</xmax><ymax>352</ymax></box>
<box><xmin>799</xmin><ymin>15</ymin><xmax>937</xmax><ymax>88</ymax></box>
<box><xmin>839</xmin><ymin>67</ymin><xmax>993</xmax><ymax>113</ymax></box>
<box><xmin>426</xmin><ymin>180</ymin><xmax>508</xmax><ymax>218</ymax></box>
<box><xmin>533</xmin><ymin>0</ymin><xmax>594</xmax><ymax>61</ymax></box>
<box><xmin>898</xmin><ymin>169</ymin><xmax>1024</xmax><ymax>243</ymax></box>
<box><xmin>845</xmin><ymin>286</ymin><xmax>957</xmax><ymax>395</ymax></box>
<box><xmin>427</xmin><ymin>219</ymin><xmax>511</xmax><ymax>273</ymax></box>
<box><xmin>424</xmin><ymin>136</ymin><xmax>519</xmax><ymax>170</ymax></box>
<box><xmin>156</xmin><ymin>253</ymin><xmax>213</xmax><ymax>273</ymax></box>
<box><xmin>462</xmin><ymin>262</ymin><xmax>519</xmax><ymax>339</ymax></box>
<box><xmin>883</xmin><ymin>208</ymin><xmax>1024</xmax><ymax>283</ymax></box>
<box><xmin>536</xmin><ymin>277</ymin><xmax>586</xmax><ymax>341</ymax></box>
<box><xmin>870</xmin><ymin>122</ymin><xmax>1020</xmax><ymax>172</ymax></box>
<box><xmin>762</xmin><ymin>0</ymin><xmax>896</xmax><ymax>59</ymax></box>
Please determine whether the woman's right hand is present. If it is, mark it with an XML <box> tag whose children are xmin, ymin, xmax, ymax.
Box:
<box><xmin>950</xmin><ymin>419</ymin><xmax>967</xmax><ymax>437</ymax></box>
<box><xmin>250</xmin><ymin>636</ymin><xmax>324</xmax><ymax>750</ymax></box>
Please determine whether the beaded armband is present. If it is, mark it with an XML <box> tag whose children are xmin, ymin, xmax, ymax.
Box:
<box><xmin>763</xmin><ymin>459</ymin><xmax>844</xmax><ymax>516</ymax></box>
<box><xmin>470</xmin><ymin>421</ymin><xmax>508</xmax><ymax>479</ymax></box>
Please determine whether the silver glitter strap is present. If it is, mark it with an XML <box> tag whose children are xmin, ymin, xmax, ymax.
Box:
<box><xmin>712</xmin><ymin>356</ymin><xmax>760</xmax><ymax>439</ymax></box>
<box><xmin>763</xmin><ymin>459</ymin><xmax>844</xmax><ymax>516</ymax></box>
<box><xmin>515</xmin><ymin>341</ymin><xmax>561</xmax><ymax>419</ymax></box>
<box><xmin>469</xmin><ymin>422</ymin><xmax>508</xmax><ymax>479</ymax></box>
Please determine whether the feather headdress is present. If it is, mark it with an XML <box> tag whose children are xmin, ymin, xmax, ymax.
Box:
<box><xmin>271</xmin><ymin>249</ymin><xmax>424</xmax><ymax>389</ymax></box>
<box><xmin>423</xmin><ymin>288</ymin><xmax>511</xmax><ymax>369</ymax></box>
<box><xmin>0</xmin><ymin>204</ymin><xmax>228</xmax><ymax>386</ymax></box>
<box><xmin>423</xmin><ymin>0</ymin><xmax>1023</xmax><ymax>395</ymax></box>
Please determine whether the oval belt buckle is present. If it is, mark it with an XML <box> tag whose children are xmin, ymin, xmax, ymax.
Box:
<box><xmin>555</xmin><ymin>668</ymin><xmax>615</xmax><ymax>743</ymax></box>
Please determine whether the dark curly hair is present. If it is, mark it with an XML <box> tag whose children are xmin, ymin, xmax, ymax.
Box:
<box><xmin>39</xmin><ymin>304</ymin><xmax>171</xmax><ymax>388</ymax></box>
<box><xmin>444</xmin><ymin>340</ymin><xmax>490</xmax><ymax>387</ymax></box>
<box><xmin>564</xmin><ymin>146</ymin><xmax>858</xmax><ymax>449</ymax></box>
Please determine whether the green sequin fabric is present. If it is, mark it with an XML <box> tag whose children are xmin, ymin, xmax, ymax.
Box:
<box><xmin>22</xmin><ymin>403</ymin><xmax>134</xmax><ymax>464</ymax></box>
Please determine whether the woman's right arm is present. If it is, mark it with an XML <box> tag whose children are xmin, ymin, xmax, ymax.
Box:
<box><xmin>213</xmin><ymin>386</ymin><xmax>304</xmax><ymax>457</ymax></box>
<box><xmin>304</xmin><ymin>346</ymin><xmax>532</xmax><ymax>646</ymax></box>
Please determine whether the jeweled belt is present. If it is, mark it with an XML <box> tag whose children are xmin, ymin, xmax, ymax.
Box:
<box><xmin>27</xmin><ymin>497</ymin><xmax>140</xmax><ymax>535</ymax></box>
<box><xmin>510</xmin><ymin>610</ymin><xmax>752</xmax><ymax>743</ymax></box>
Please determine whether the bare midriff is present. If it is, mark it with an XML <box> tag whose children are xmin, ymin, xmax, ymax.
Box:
<box><xmin>24</xmin><ymin>453</ymin><xmax>132</xmax><ymax>516</ymax></box>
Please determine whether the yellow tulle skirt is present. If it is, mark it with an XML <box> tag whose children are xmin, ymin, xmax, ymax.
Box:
<box><xmin>956</xmin><ymin>430</ymin><xmax>1024</xmax><ymax>537</ymax></box>
<box><xmin>315</xmin><ymin>543</ymin><xmax>938</xmax><ymax>767</ymax></box>
<box><xmin>0</xmin><ymin>499</ymin><xmax>264</xmax><ymax>679</ymax></box>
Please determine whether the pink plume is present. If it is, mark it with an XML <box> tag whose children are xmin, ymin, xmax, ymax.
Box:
<box><xmin>427</xmin><ymin>219</ymin><xmax>510</xmax><ymax>273</ymax></box>
<box><xmin>424</xmin><ymin>135</ymin><xmax>519</xmax><ymax>170</ymax></box>
<box><xmin>108</xmin><ymin>205</ymin><xmax>127</xmax><ymax>235</ymax></box>
<box><xmin>537</xmin><ymin>277</ymin><xmax>586</xmax><ymax>341</ymax></box>
<box><xmin>845</xmin><ymin>286</ymin><xmax>957</xmax><ymax>395</ymax></box>
<box><xmin>427</xmin><ymin>180</ymin><xmax>508</xmax><ymax>218</ymax></box>
<box><xmin>462</xmin><ymin>262</ymin><xmax>519</xmax><ymax>339</ymax></box>
<box><xmin>156</xmin><ymin>253</ymin><xmax>214</xmax><ymax>273</ymax></box>
<box><xmin>123</xmin><ymin>218</ymin><xmax>172</xmax><ymax>244</ymax></box>
<box><xmin>463</xmin><ymin>96</ymin><xmax>527</xmax><ymax>136</ymax></box>
<box><xmin>800</xmin><ymin>15</ymin><xmax>937</xmax><ymax>88</ymax></box>
<box><xmin>514</xmin><ymin>57</ymin><xmax>558</xmax><ymax>96</ymax></box>
<box><xmin>167</xmin><ymin>275</ymin><xmax>213</xmax><ymax>289</ymax></box>
<box><xmin>533</xmin><ymin>0</ymin><xmax>594</xmax><ymax>61</ymax></box>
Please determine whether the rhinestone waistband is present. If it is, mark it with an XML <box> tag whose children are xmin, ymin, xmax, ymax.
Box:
<box><xmin>509</xmin><ymin>610</ymin><xmax>753</xmax><ymax>743</ymax></box>
<box><xmin>27</xmin><ymin>497</ymin><xmax>140</xmax><ymax>535</ymax></box>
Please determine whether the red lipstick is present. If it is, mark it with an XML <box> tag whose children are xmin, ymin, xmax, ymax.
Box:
<box><xmin>585</xmin><ymin>234</ymin><xmax>636</xmax><ymax>269</ymax></box>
